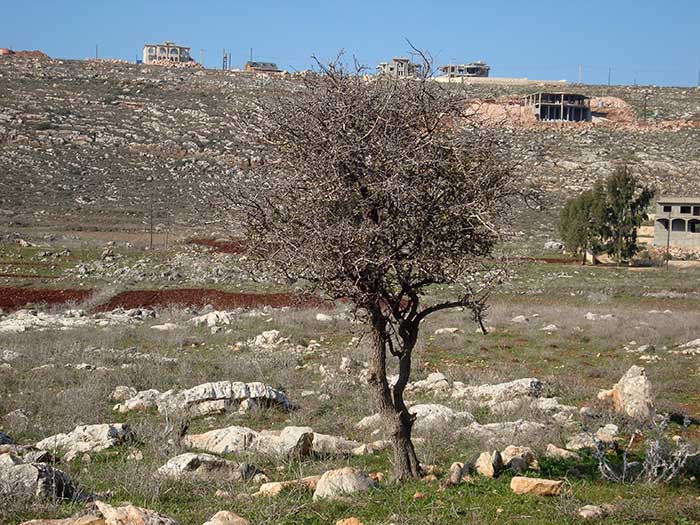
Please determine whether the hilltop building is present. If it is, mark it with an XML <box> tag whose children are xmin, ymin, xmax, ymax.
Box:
<box><xmin>377</xmin><ymin>57</ymin><xmax>422</xmax><ymax>79</ymax></box>
<box><xmin>439</xmin><ymin>60</ymin><xmax>490</xmax><ymax>78</ymax></box>
<box><xmin>244</xmin><ymin>61</ymin><xmax>282</xmax><ymax>73</ymax></box>
<box><xmin>523</xmin><ymin>92</ymin><xmax>591</xmax><ymax>122</ymax></box>
<box><xmin>142</xmin><ymin>41</ymin><xmax>193</xmax><ymax>65</ymax></box>
<box><xmin>653</xmin><ymin>197</ymin><xmax>700</xmax><ymax>250</ymax></box>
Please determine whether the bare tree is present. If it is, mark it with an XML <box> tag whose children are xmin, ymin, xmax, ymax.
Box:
<box><xmin>214</xmin><ymin>57</ymin><xmax>518</xmax><ymax>480</ymax></box>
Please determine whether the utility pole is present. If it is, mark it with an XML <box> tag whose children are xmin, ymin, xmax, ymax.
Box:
<box><xmin>199</xmin><ymin>48</ymin><xmax>204</xmax><ymax>67</ymax></box>
<box><xmin>608</xmin><ymin>66</ymin><xmax>611</xmax><ymax>86</ymax></box>
<box><xmin>578</xmin><ymin>64</ymin><xmax>582</xmax><ymax>84</ymax></box>
<box><xmin>249</xmin><ymin>47</ymin><xmax>253</xmax><ymax>62</ymax></box>
<box><xmin>697</xmin><ymin>68</ymin><xmax>700</xmax><ymax>88</ymax></box>
<box><xmin>95</xmin><ymin>44</ymin><xmax>99</xmax><ymax>60</ymax></box>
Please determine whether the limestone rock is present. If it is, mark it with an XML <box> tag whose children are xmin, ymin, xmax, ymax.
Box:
<box><xmin>356</xmin><ymin>404</ymin><xmax>473</xmax><ymax>434</ymax></box>
<box><xmin>184</xmin><ymin>425</ymin><xmax>313</xmax><ymax>458</ymax></box>
<box><xmin>109</xmin><ymin>386</ymin><xmax>137</xmax><ymax>402</ymax></box>
<box><xmin>0</xmin><ymin>461</ymin><xmax>74</xmax><ymax>500</ymax></box>
<box><xmin>94</xmin><ymin>501</ymin><xmax>177</xmax><ymax>525</ymax></box>
<box><xmin>157</xmin><ymin>453</ymin><xmax>258</xmax><ymax>481</ymax></box>
<box><xmin>510</xmin><ymin>476</ymin><xmax>563</xmax><ymax>496</ymax></box>
<box><xmin>313</xmin><ymin>467</ymin><xmax>375</xmax><ymax>500</ymax></box>
<box><xmin>597</xmin><ymin>366</ymin><xmax>654</xmax><ymax>420</ymax></box>
<box><xmin>36</xmin><ymin>423</ymin><xmax>131</xmax><ymax>461</ymax></box>
<box><xmin>544</xmin><ymin>443</ymin><xmax>580</xmax><ymax>461</ymax></box>
<box><xmin>336</xmin><ymin>519</ymin><xmax>365</xmax><ymax>525</ymax></box>
<box><xmin>475</xmin><ymin>450</ymin><xmax>503</xmax><ymax>478</ymax></box>
<box><xmin>460</xmin><ymin>420</ymin><xmax>547</xmax><ymax>447</ymax></box>
<box><xmin>202</xmin><ymin>511</ymin><xmax>249</xmax><ymax>525</ymax></box>
<box><xmin>254</xmin><ymin>475</ymin><xmax>320</xmax><ymax>497</ymax></box>
<box><xmin>578</xmin><ymin>505</ymin><xmax>606</xmax><ymax>519</ymax></box>
<box><xmin>452</xmin><ymin>378</ymin><xmax>543</xmax><ymax>411</ymax></box>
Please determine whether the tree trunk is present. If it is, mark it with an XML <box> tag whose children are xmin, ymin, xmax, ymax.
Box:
<box><xmin>366</xmin><ymin>309</ymin><xmax>422</xmax><ymax>481</ymax></box>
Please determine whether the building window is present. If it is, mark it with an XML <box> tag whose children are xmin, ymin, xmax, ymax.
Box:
<box><xmin>657</xmin><ymin>218</ymin><xmax>669</xmax><ymax>231</ymax></box>
<box><xmin>694</xmin><ymin>206</ymin><xmax>700</xmax><ymax>216</ymax></box>
<box><xmin>662</xmin><ymin>205</ymin><xmax>672</xmax><ymax>212</ymax></box>
<box><xmin>690</xmin><ymin>220</ymin><xmax>700</xmax><ymax>233</ymax></box>
<box><xmin>681</xmin><ymin>206</ymin><xmax>691</xmax><ymax>214</ymax></box>
<box><xmin>672</xmin><ymin>218</ymin><xmax>686</xmax><ymax>232</ymax></box>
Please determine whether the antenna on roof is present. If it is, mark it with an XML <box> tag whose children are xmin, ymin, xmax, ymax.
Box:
<box><xmin>250</xmin><ymin>48</ymin><xmax>253</xmax><ymax>62</ymax></box>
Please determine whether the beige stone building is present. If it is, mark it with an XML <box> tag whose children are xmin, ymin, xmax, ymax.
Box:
<box><xmin>142</xmin><ymin>41</ymin><xmax>192</xmax><ymax>64</ymax></box>
<box><xmin>377</xmin><ymin>57</ymin><xmax>422</xmax><ymax>79</ymax></box>
<box><xmin>653</xmin><ymin>197</ymin><xmax>700</xmax><ymax>249</ymax></box>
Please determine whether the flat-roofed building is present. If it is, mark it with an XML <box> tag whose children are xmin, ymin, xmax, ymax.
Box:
<box><xmin>244</xmin><ymin>61</ymin><xmax>282</xmax><ymax>73</ymax></box>
<box><xmin>377</xmin><ymin>57</ymin><xmax>422</xmax><ymax>79</ymax></box>
<box><xmin>654</xmin><ymin>197</ymin><xmax>700</xmax><ymax>249</ymax></box>
<box><xmin>142</xmin><ymin>41</ymin><xmax>192</xmax><ymax>64</ymax></box>
<box><xmin>440</xmin><ymin>60</ymin><xmax>490</xmax><ymax>78</ymax></box>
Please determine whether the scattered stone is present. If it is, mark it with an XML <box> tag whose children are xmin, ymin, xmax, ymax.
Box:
<box><xmin>315</xmin><ymin>313</ymin><xmax>334</xmax><ymax>322</ymax></box>
<box><xmin>203</xmin><ymin>510</ymin><xmax>249</xmax><ymax>525</ymax></box>
<box><xmin>510</xmin><ymin>476</ymin><xmax>564</xmax><ymax>496</ymax></box>
<box><xmin>357</xmin><ymin>403</ymin><xmax>473</xmax><ymax>434</ymax></box>
<box><xmin>151</xmin><ymin>323</ymin><xmax>178</xmax><ymax>331</ymax></box>
<box><xmin>0</xmin><ymin>459</ymin><xmax>75</xmax><ymax>500</ymax></box>
<box><xmin>545</xmin><ymin>443</ymin><xmax>580</xmax><ymax>461</ymax></box>
<box><xmin>109</xmin><ymin>386</ymin><xmax>137</xmax><ymax>402</ymax></box>
<box><xmin>474</xmin><ymin>450</ymin><xmax>503</xmax><ymax>478</ymax></box>
<box><xmin>254</xmin><ymin>475</ymin><xmax>321</xmax><ymax>497</ymax></box>
<box><xmin>597</xmin><ymin>365</ymin><xmax>655</xmax><ymax>420</ymax></box>
<box><xmin>4</xmin><ymin>409</ymin><xmax>31</xmax><ymax>431</ymax></box>
<box><xmin>157</xmin><ymin>452</ymin><xmax>259</xmax><ymax>481</ymax></box>
<box><xmin>36</xmin><ymin>423</ymin><xmax>132</xmax><ymax>461</ymax></box>
<box><xmin>434</xmin><ymin>327</ymin><xmax>460</xmax><ymax>335</ymax></box>
<box><xmin>578</xmin><ymin>505</ymin><xmax>606</xmax><ymax>519</ymax></box>
<box><xmin>313</xmin><ymin>467</ymin><xmax>376</xmax><ymax>500</ymax></box>
<box><xmin>511</xmin><ymin>315</ymin><xmax>529</xmax><ymax>323</ymax></box>
<box><xmin>335</xmin><ymin>519</ymin><xmax>364</xmax><ymax>525</ymax></box>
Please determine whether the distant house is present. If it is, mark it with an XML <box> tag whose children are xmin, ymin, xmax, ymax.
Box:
<box><xmin>376</xmin><ymin>57</ymin><xmax>422</xmax><ymax>79</ymax></box>
<box><xmin>523</xmin><ymin>92</ymin><xmax>592</xmax><ymax>122</ymax></box>
<box><xmin>439</xmin><ymin>60</ymin><xmax>490</xmax><ymax>78</ymax></box>
<box><xmin>653</xmin><ymin>197</ymin><xmax>700</xmax><ymax>250</ymax></box>
<box><xmin>0</xmin><ymin>48</ymin><xmax>15</xmax><ymax>56</ymax></box>
<box><xmin>142</xmin><ymin>41</ymin><xmax>193</xmax><ymax>64</ymax></box>
<box><xmin>245</xmin><ymin>61</ymin><xmax>281</xmax><ymax>73</ymax></box>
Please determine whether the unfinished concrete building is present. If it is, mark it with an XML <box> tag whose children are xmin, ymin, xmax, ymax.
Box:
<box><xmin>523</xmin><ymin>92</ymin><xmax>591</xmax><ymax>122</ymax></box>
<box><xmin>377</xmin><ymin>57</ymin><xmax>422</xmax><ymax>79</ymax></box>
<box><xmin>439</xmin><ymin>60</ymin><xmax>490</xmax><ymax>78</ymax></box>
<box><xmin>653</xmin><ymin>197</ymin><xmax>700</xmax><ymax>250</ymax></box>
<box><xmin>142</xmin><ymin>41</ymin><xmax>192</xmax><ymax>64</ymax></box>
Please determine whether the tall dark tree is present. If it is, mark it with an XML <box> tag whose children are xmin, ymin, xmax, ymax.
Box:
<box><xmin>600</xmin><ymin>167</ymin><xmax>655</xmax><ymax>264</ymax></box>
<box><xmin>212</xmin><ymin>58</ymin><xmax>518</xmax><ymax>480</ymax></box>
<box><xmin>559</xmin><ymin>186</ymin><xmax>605</xmax><ymax>264</ymax></box>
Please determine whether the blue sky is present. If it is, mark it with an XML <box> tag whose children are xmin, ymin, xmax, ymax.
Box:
<box><xmin>2</xmin><ymin>0</ymin><xmax>699</xmax><ymax>86</ymax></box>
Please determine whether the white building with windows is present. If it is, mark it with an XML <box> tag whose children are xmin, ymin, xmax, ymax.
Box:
<box><xmin>142</xmin><ymin>41</ymin><xmax>192</xmax><ymax>64</ymax></box>
<box><xmin>653</xmin><ymin>197</ymin><xmax>700</xmax><ymax>249</ymax></box>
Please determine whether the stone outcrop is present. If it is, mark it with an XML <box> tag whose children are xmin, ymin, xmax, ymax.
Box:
<box><xmin>114</xmin><ymin>381</ymin><xmax>290</xmax><ymax>416</ymax></box>
<box><xmin>597</xmin><ymin>365</ymin><xmax>654</xmax><ymax>420</ymax></box>
<box><xmin>356</xmin><ymin>403</ymin><xmax>473</xmax><ymax>434</ymax></box>
<box><xmin>36</xmin><ymin>423</ymin><xmax>131</xmax><ymax>461</ymax></box>
<box><xmin>184</xmin><ymin>425</ymin><xmax>313</xmax><ymax>458</ymax></box>
<box><xmin>460</xmin><ymin>420</ymin><xmax>547</xmax><ymax>447</ymax></box>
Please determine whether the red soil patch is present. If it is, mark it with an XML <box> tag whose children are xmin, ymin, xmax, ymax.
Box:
<box><xmin>188</xmin><ymin>238</ymin><xmax>246</xmax><ymax>254</ymax></box>
<box><xmin>95</xmin><ymin>288</ymin><xmax>326</xmax><ymax>312</ymax></box>
<box><xmin>0</xmin><ymin>287</ymin><xmax>93</xmax><ymax>311</ymax></box>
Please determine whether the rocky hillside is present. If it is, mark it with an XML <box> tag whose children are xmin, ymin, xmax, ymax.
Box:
<box><xmin>1</xmin><ymin>55</ymin><xmax>699</xmax><ymax>237</ymax></box>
